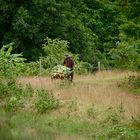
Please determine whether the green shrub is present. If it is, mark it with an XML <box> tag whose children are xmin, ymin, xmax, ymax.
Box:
<box><xmin>42</xmin><ymin>37</ymin><xmax>70</xmax><ymax>69</ymax></box>
<box><xmin>35</xmin><ymin>89</ymin><xmax>59</xmax><ymax>113</ymax></box>
<box><xmin>41</xmin><ymin>37</ymin><xmax>92</xmax><ymax>75</ymax></box>
<box><xmin>6</xmin><ymin>96</ymin><xmax>20</xmax><ymax>112</ymax></box>
<box><xmin>0</xmin><ymin>78</ymin><xmax>24</xmax><ymax>112</ymax></box>
<box><xmin>19</xmin><ymin>61</ymin><xmax>41</xmax><ymax>76</ymax></box>
<box><xmin>127</xmin><ymin>75</ymin><xmax>140</xmax><ymax>89</ymax></box>
<box><xmin>110</xmin><ymin>39</ymin><xmax>140</xmax><ymax>70</ymax></box>
<box><xmin>126</xmin><ymin>75</ymin><xmax>139</xmax><ymax>94</ymax></box>
<box><xmin>0</xmin><ymin>78</ymin><xmax>36</xmax><ymax>112</ymax></box>
<box><xmin>119</xmin><ymin>75</ymin><xmax>140</xmax><ymax>94</ymax></box>
<box><xmin>0</xmin><ymin>79</ymin><xmax>22</xmax><ymax>99</ymax></box>
<box><xmin>97</xmin><ymin>124</ymin><xmax>140</xmax><ymax>140</ymax></box>
<box><xmin>131</xmin><ymin>116</ymin><xmax>140</xmax><ymax>130</ymax></box>
<box><xmin>72</xmin><ymin>54</ymin><xmax>93</xmax><ymax>74</ymax></box>
<box><xmin>0</xmin><ymin>43</ymin><xmax>26</xmax><ymax>78</ymax></box>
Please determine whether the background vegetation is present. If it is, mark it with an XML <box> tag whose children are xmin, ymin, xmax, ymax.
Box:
<box><xmin>0</xmin><ymin>0</ymin><xmax>139</xmax><ymax>70</ymax></box>
<box><xmin>0</xmin><ymin>0</ymin><xmax>140</xmax><ymax>139</ymax></box>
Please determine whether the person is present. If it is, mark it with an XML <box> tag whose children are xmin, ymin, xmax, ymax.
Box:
<box><xmin>63</xmin><ymin>54</ymin><xmax>74</xmax><ymax>82</ymax></box>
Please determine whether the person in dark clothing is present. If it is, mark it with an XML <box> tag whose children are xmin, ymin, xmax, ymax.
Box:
<box><xmin>63</xmin><ymin>55</ymin><xmax>74</xmax><ymax>82</ymax></box>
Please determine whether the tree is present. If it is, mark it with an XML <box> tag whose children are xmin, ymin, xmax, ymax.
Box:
<box><xmin>77</xmin><ymin>0</ymin><xmax>120</xmax><ymax>53</ymax></box>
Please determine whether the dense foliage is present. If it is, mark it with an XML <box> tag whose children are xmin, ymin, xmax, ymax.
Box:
<box><xmin>0</xmin><ymin>43</ymin><xmax>59</xmax><ymax>113</ymax></box>
<box><xmin>0</xmin><ymin>0</ymin><xmax>139</xmax><ymax>69</ymax></box>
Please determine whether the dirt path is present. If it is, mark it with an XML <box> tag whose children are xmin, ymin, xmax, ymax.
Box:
<box><xmin>19</xmin><ymin>71</ymin><xmax>140</xmax><ymax>120</ymax></box>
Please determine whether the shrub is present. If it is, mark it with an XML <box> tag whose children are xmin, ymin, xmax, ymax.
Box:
<box><xmin>110</xmin><ymin>39</ymin><xmax>140</xmax><ymax>70</ymax></box>
<box><xmin>97</xmin><ymin>124</ymin><xmax>140</xmax><ymax>140</ymax></box>
<box><xmin>0</xmin><ymin>42</ymin><xmax>26</xmax><ymax>78</ymax></box>
<box><xmin>127</xmin><ymin>75</ymin><xmax>140</xmax><ymax>89</ymax></box>
<box><xmin>131</xmin><ymin>116</ymin><xmax>140</xmax><ymax>130</ymax></box>
<box><xmin>0</xmin><ymin>79</ymin><xmax>22</xmax><ymax>100</ymax></box>
<box><xmin>6</xmin><ymin>96</ymin><xmax>20</xmax><ymax>112</ymax></box>
<box><xmin>35</xmin><ymin>89</ymin><xmax>59</xmax><ymax>113</ymax></box>
<box><xmin>42</xmin><ymin>37</ymin><xmax>70</xmax><ymax>69</ymax></box>
<box><xmin>19</xmin><ymin>61</ymin><xmax>41</xmax><ymax>76</ymax></box>
<box><xmin>119</xmin><ymin>75</ymin><xmax>140</xmax><ymax>94</ymax></box>
<box><xmin>41</xmin><ymin>37</ymin><xmax>92</xmax><ymax>75</ymax></box>
<box><xmin>0</xmin><ymin>78</ymin><xmax>24</xmax><ymax>112</ymax></box>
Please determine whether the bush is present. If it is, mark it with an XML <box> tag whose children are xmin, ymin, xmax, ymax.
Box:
<box><xmin>41</xmin><ymin>37</ymin><xmax>92</xmax><ymax>75</ymax></box>
<box><xmin>127</xmin><ymin>75</ymin><xmax>140</xmax><ymax>89</ymax></box>
<box><xmin>131</xmin><ymin>116</ymin><xmax>140</xmax><ymax>130</ymax></box>
<box><xmin>35</xmin><ymin>89</ymin><xmax>59</xmax><ymax>113</ymax></box>
<box><xmin>0</xmin><ymin>78</ymin><xmax>25</xmax><ymax>112</ymax></box>
<box><xmin>42</xmin><ymin>37</ymin><xmax>70</xmax><ymax>69</ymax></box>
<box><xmin>110</xmin><ymin>39</ymin><xmax>140</xmax><ymax>70</ymax></box>
<box><xmin>0</xmin><ymin>42</ymin><xmax>26</xmax><ymax>78</ymax></box>
<box><xmin>0</xmin><ymin>79</ymin><xmax>22</xmax><ymax>100</ymax></box>
<box><xmin>97</xmin><ymin>124</ymin><xmax>140</xmax><ymax>140</ymax></box>
<box><xmin>119</xmin><ymin>75</ymin><xmax>140</xmax><ymax>94</ymax></box>
<box><xmin>19</xmin><ymin>61</ymin><xmax>41</xmax><ymax>76</ymax></box>
<box><xmin>6</xmin><ymin>96</ymin><xmax>19</xmax><ymax>112</ymax></box>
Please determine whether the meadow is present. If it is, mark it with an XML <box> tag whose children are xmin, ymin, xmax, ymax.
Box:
<box><xmin>19</xmin><ymin>70</ymin><xmax>140</xmax><ymax>121</ymax></box>
<box><xmin>1</xmin><ymin>70</ymin><xmax>139</xmax><ymax>140</ymax></box>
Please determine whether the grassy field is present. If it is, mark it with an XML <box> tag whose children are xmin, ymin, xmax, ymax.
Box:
<box><xmin>0</xmin><ymin>70</ymin><xmax>140</xmax><ymax>140</ymax></box>
<box><xmin>19</xmin><ymin>70</ymin><xmax>140</xmax><ymax>121</ymax></box>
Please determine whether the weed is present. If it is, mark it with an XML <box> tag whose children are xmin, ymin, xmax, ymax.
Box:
<box><xmin>66</xmin><ymin>98</ymin><xmax>78</xmax><ymax>118</ymax></box>
<box><xmin>131</xmin><ymin>115</ymin><xmax>140</xmax><ymax>130</ymax></box>
<box><xmin>118</xmin><ymin>102</ymin><xmax>125</xmax><ymax>113</ymax></box>
<box><xmin>0</xmin><ymin>78</ymin><xmax>22</xmax><ymax>100</ymax></box>
<box><xmin>23</xmin><ymin>84</ymin><xmax>34</xmax><ymax>97</ymax></box>
<box><xmin>120</xmin><ymin>75</ymin><xmax>140</xmax><ymax>94</ymax></box>
<box><xmin>127</xmin><ymin>75</ymin><xmax>140</xmax><ymax>89</ymax></box>
<box><xmin>35</xmin><ymin>89</ymin><xmax>59</xmax><ymax>113</ymax></box>
<box><xmin>87</xmin><ymin>104</ymin><xmax>96</xmax><ymax>119</ymax></box>
<box><xmin>6</xmin><ymin>97</ymin><xmax>20</xmax><ymax>112</ymax></box>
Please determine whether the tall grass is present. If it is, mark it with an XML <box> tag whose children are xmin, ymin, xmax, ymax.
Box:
<box><xmin>0</xmin><ymin>70</ymin><xmax>140</xmax><ymax>140</ymax></box>
<box><xmin>19</xmin><ymin>70</ymin><xmax>140</xmax><ymax>121</ymax></box>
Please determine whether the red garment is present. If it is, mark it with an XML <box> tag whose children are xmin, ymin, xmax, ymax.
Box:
<box><xmin>63</xmin><ymin>57</ymin><xmax>74</xmax><ymax>69</ymax></box>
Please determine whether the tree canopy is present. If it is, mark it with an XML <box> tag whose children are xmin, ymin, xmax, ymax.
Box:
<box><xmin>0</xmin><ymin>0</ymin><xmax>140</xmax><ymax>69</ymax></box>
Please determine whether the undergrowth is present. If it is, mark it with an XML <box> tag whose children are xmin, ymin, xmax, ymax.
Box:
<box><xmin>119</xmin><ymin>74</ymin><xmax>140</xmax><ymax>94</ymax></box>
<box><xmin>0</xmin><ymin>111</ymin><xmax>140</xmax><ymax>140</ymax></box>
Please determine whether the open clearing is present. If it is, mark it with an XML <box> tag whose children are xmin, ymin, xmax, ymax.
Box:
<box><xmin>19</xmin><ymin>70</ymin><xmax>140</xmax><ymax>121</ymax></box>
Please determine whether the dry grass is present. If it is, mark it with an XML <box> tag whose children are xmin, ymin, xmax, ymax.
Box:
<box><xmin>19</xmin><ymin>70</ymin><xmax>140</xmax><ymax>121</ymax></box>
